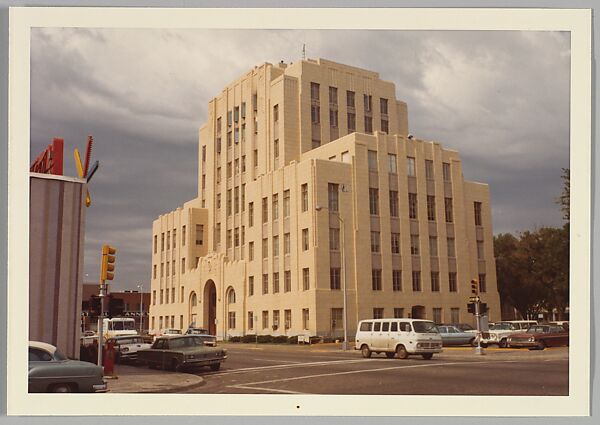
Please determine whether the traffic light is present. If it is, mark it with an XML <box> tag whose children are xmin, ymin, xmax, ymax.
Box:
<box><xmin>467</xmin><ymin>303</ymin><xmax>476</xmax><ymax>314</ymax></box>
<box><xmin>470</xmin><ymin>279</ymin><xmax>479</xmax><ymax>295</ymax></box>
<box><xmin>101</xmin><ymin>244</ymin><xmax>117</xmax><ymax>281</ymax></box>
<box><xmin>480</xmin><ymin>303</ymin><xmax>488</xmax><ymax>314</ymax></box>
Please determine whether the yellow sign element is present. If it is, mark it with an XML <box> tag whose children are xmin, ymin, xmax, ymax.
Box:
<box><xmin>74</xmin><ymin>148</ymin><xmax>91</xmax><ymax>207</ymax></box>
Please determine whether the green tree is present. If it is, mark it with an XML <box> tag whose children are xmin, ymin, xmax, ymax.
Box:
<box><xmin>557</xmin><ymin>167</ymin><xmax>570</xmax><ymax>222</ymax></box>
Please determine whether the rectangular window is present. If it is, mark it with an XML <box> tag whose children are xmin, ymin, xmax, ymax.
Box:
<box><xmin>249</xmin><ymin>241</ymin><xmax>254</xmax><ymax>260</ymax></box>
<box><xmin>330</xmin><ymin>268</ymin><xmax>341</xmax><ymax>290</ymax></box>
<box><xmin>215</xmin><ymin>223</ymin><xmax>221</xmax><ymax>245</ymax></box>
<box><xmin>412</xmin><ymin>271</ymin><xmax>422</xmax><ymax>291</ymax></box>
<box><xmin>182</xmin><ymin>258</ymin><xmax>186</xmax><ymax>274</ymax></box>
<box><xmin>182</xmin><ymin>225</ymin><xmax>186</xmax><ymax>246</ymax></box>
<box><xmin>477</xmin><ymin>240</ymin><xmax>485</xmax><ymax>260</ymax></box>
<box><xmin>160</xmin><ymin>290</ymin><xmax>164</xmax><ymax>304</ymax></box>
<box><xmin>228</xmin><ymin>312</ymin><xmax>236</xmax><ymax>329</ymax></box>
<box><xmin>394</xmin><ymin>308</ymin><xmax>404</xmax><ymax>319</ymax></box>
<box><xmin>254</xmin><ymin>149</ymin><xmax>258</xmax><ymax>167</ymax></box>
<box><xmin>161</xmin><ymin>233</ymin><xmax>164</xmax><ymax>251</ymax></box>
<box><xmin>310</xmin><ymin>82</ymin><xmax>320</xmax><ymax>100</ymax></box>
<box><xmin>433</xmin><ymin>308</ymin><xmax>442</xmax><ymax>324</ymax></box>
<box><xmin>372</xmin><ymin>269</ymin><xmax>382</xmax><ymax>290</ymax></box>
<box><xmin>329</xmin><ymin>109</ymin><xmax>338</xmax><ymax>127</ymax></box>
<box><xmin>234</xmin><ymin>228</ymin><xmax>240</xmax><ymax>247</ymax></box>
<box><xmin>273</xmin><ymin>310</ymin><xmax>280</xmax><ymax>328</ymax></box>
<box><xmin>262</xmin><ymin>274</ymin><xmax>269</xmax><ymax>295</ymax></box>
<box><xmin>273</xmin><ymin>104</ymin><xmax>279</xmax><ymax>122</ymax></box>
<box><xmin>301</xmin><ymin>183</ymin><xmax>308</xmax><ymax>212</ymax></box>
<box><xmin>226</xmin><ymin>230</ymin><xmax>232</xmax><ymax>249</ymax></box>
<box><xmin>368</xmin><ymin>150</ymin><xmax>378</xmax><ymax>171</ymax></box>
<box><xmin>226</xmin><ymin>189</ymin><xmax>232</xmax><ymax>215</ymax></box>
<box><xmin>331</xmin><ymin>308</ymin><xmax>343</xmax><ymax>329</ymax></box>
<box><xmin>216</xmin><ymin>138</ymin><xmax>222</xmax><ymax>155</ymax></box>
<box><xmin>172</xmin><ymin>260</ymin><xmax>176</xmax><ymax>276</ymax></box>
<box><xmin>381</xmin><ymin>118</ymin><xmax>389</xmax><ymax>133</ymax></box>
<box><xmin>427</xmin><ymin>195</ymin><xmax>436</xmax><ymax>221</ymax></box>
<box><xmin>302</xmin><ymin>268</ymin><xmax>310</xmax><ymax>291</ymax></box>
<box><xmin>410</xmin><ymin>234</ymin><xmax>420</xmax><ymax>255</ymax></box>
<box><xmin>248</xmin><ymin>276</ymin><xmax>254</xmax><ymax>296</ymax></box>
<box><xmin>371</xmin><ymin>231</ymin><xmax>380</xmax><ymax>253</ymax></box>
<box><xmin>241</xmin><ymin>156</ymin><xmax>246</xmax><ymax>173</ymax></box>
<box><xmin>478</xmin><ymin>274</ymin><xmax>487</xmax><ymax>293</ymax></box>
<box><xmin>273</xmin><ymin>236</ymin><xmax>279</xmax><ymax>257</ymax></box>
<box><xmin>272</xmin><ymin>194</ymin><xmax>279</xmax><ymax>220</ymax></box>
<box><xmin>388</xmin><ymin>154</ymin><xmax>397</xmax><ymax>174</ymax></box>
<box><xmin>273</xmin><ymin>272</ymin><xmax>280</xmax><ymax>293</ymax></box>
<box><xmin>160</xmin><ymin>262</ymin><xmax>164</xmax><ymax>277</ymax></box>
<box><xmin>448</xmin><ymin>272</ymin><xmax>458</xmax><ymax>292</ymax></box>
<box><xmin>346</xmin><ymin>90</ymin><xmax>355</xmax><ymax>107</ymax></box>
<box><xmin>302</xmin><ymin>308</ymin><xmax>309</xmax><ymax>330</ymax></box>
<box><xmin>248</xmin><ymin>202</ymin><xmax>254</xmax><ymax>227</ymax></box>
<box><xmin>248</xmin><ymin>312</ymin><xmax>254</xmax><ymax>330</ymax></box>
<box><xmin>429</xmin><ymin>236</ymin><xmax>438</xmax><ymax>257</ymax></box>
<box><xmin>285</xmin><ymin>309</ymin><xmax>292</xmax><ymax>329</ymax></box>
<box><xmin>328</xmin><ymin>183</ymin><xmax>339</xmax><ymax>212</ymax></box>
<box><xmin>167</xmin><ymin>231</ymin><xmax>170</xmax><ymax>250</ymax></box>
<box><xmin>302</xmin><ymin>228</ymin><xmax>309</xmax><ymax>251</ymax></box>
<box><xmin>380</xmin><ymin>98</ymin><xmax>388</xmax><ymax>115</ymax></box>
<box><xmin>274</xmin><ymin>139</ymin><xmax>279</xmax><ymax>158</ymax></box>
<box><xmin>364</xmin><ymin>116</ymin><xmax>373</xmax><ymax>134</ymax></box>
<box><xmin>154</xmin><ymin>235</ymin><xmax>157</xmax><ymax>253</ymax></box>
<box><xmin>152</xmin><ymin>290</ymin><xmax>156</xmax><ymax>305</ymax></box>
<box><xmin>425</xmin><ymin>160</ymin><xmax>434</xmax><ymax>179</ymax></box>
<box><xmin>234</xmin><ymin>187</ymin><xmax>239</xmax><ymax>214</ymax></box>
<box><xmin>447</xmin><ymin>237</ymin><xmax>456</xmax><ymax>258</ymax></box>
<box><xmin>166</xmin><ymin>262</ymin><xmax>169</xmax><ymax>277</ymax></box>
<box><xmin>241</xmin><ymin>184</ymin><xmax>245</xmax><ymax>211</ymax></box>
<box><xmin>262</xmin><ymin>311</ymin><xmax>269</xmax><ymax>329</ymax></box>
<box><xmin>373</xmin><ymin>308</ymin><xmax>384</xmax><ymax>319</ymax></box>
<box><xmin>364</xmin><ymin>94</ymin><xmax>372</xmax><ymax>112</ymax></box>
<box><xmin>329</xmin><ymin>86</ymin><xmax>338</xmax><ymax>104</ymax></box>
<box><xmin>389</xmin><ymin>190</ymin><xmax>399</xmax><ymax>217</ymax></box>
<box><xmin>474</xmin><ymin>202</ymin><xmax>483</xmax><ymax>226</ymax></box>
<box><xmin>408</xmin><ymin>193</ymin><xmax>418</xmax><ymax>219</ymax></box>
<box><xmin>262</xmin><ymin>238</ymin><xmax>268</xmax><ymax>259</ymax></box>
<box><xmin>443</xmin><ymin>162</ymin><xmax>451</xmax><ymax>182</ymax></box>
<box><xmin>284</xmin><ymin>271</ymin><xmax>291</xmax><ymax>292</ymax></box>
<box><xmin>392</xmin><ymin>270</ymin><xmax>402</xmax><ymax>291</ymax></box>
<box><xmin>407</xmin><ymin>157</ymin><xmax>416</xmax><ymax>177</ymax></box>
<box><xmin>391</xmin><ymin>233</ymin><xmax>401</xmax><ymax>254</ymax></box>
<box><xmin>153</xmin><ymin>264</ymin><xmax>157</xmax><ymax>279</ymax></box>
<box><xmin>216</xmin><ymin>167</ymin><xmax>221</xmax><ymax>184</ymax></box>
<box><xmin>451</xmin><ymin>308</ymin><xmax>460</xmax><ymax>324</ymax></box>
<box><xmin>283</xmin><ymin>190</ymin><xmax>290</xmax><ymax>217</ymax></box>
<box><xmin>445</xmin><ymin>198</ymin><xmax>453</xmax><ymax>223</ymax></box>
<box><xmin>311</xmin><ymin>105</ymin><xmax>320</xmax><ymax>124</ymax></box>
<box><xmin>227</xmin><ymin>131</ymin><xmax>232</xmax><ymax>147</ymax></box>
<box><xmin>329</xmin><ymin>227</ymin><xmax>340</xmax><ymax>251</ymax></box>
<box><xmin>284</xmin><ymin>233</ymin><xmax>291</xmax><ymax>255</ymax></box>
<box><xmin>347</xmin><ymin>112</ymin><xmax>356</xmax><ymax>132</ymax></box>
<box><xmin>173</xmin><ymin>229</ymin><xmax>177</xmax><ymax>249</ymax></box>
<box><xmin>312</xmin><ymin>139</ymin><xmax>321</xmax><ymax>149</ymax></box>
<box><xmin>369</xmin><ymin>188</ymin><xmax>379</xmax><ymax>215</ymax></box>
<box><xmin>227</xmin><ymin>110</ymin><xmax>232</xmax><ymax>126</ymax></box>
<box><xmin>195</xmin><ymin>225</ymin><xmax>203</xmax><ymax>245</ymax></box>
<box><xmin>262</xmin><ymin>197</ymin><xmax>268</xmax><ymax>223</ymax></box>
<box><xmin>431</xmin><ymin>272</ymin><xmax>440</xmax><ymax>292</ymax></box>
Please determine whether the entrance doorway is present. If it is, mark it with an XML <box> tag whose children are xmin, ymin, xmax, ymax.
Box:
<box><xmin>411</xmin><ymin>305</ymin><xmax>426</xmax><ymax>319</ymax></box>
<box><xmin>203</xmin><ymin>280</ymin><xmax>217</xmax><ymax>335</ymax></box>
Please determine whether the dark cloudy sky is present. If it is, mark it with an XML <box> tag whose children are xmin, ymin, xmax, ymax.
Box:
<box><xmin>30</xmin><ymin>29</ymin><xmax>570</xmax><ymax>291</ymax></box>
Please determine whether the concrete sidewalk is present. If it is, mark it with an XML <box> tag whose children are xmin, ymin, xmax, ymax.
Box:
<box><xmin>105</xmin><ymin>364</ymin><xmax>204</xmax><ymax>393</ymax></box>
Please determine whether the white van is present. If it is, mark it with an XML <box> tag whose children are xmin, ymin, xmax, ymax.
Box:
<box><xmin>355</xmin><ymin>318</ymin><xmax>443</xmax><ymax>359</ymax></box>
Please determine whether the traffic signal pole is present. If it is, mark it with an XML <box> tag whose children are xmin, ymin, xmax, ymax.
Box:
<box><xmin>97</xmin><ymin>245</ymin><xmax>116</xmax><ymax>367</ymax></box>
<box><xmin>97</xmin><ymin>282</ymin><xmax>106</xmax><ymax>366</ymax></box>
<box><xmin>474</xmin><ymin>299</ymin><xmax>485</xmax><ymax>355</ymax></box>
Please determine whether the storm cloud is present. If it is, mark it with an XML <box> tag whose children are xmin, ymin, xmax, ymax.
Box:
<box><xmin>30</xmin><ymin>28</ymin><xmax>570</xmax><ymax>290</ymax></box>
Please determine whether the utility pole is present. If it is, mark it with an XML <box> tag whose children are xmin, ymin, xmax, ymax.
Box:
<box><xmin>137</xmin><ymin>284</ymin><xmax>143</xmax><ymax>334</ymax></box>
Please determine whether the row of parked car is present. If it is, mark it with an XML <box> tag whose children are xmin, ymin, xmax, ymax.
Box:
<box><xmin>28</xmin><ymin>327</ymin><xmax>226</xmax><ymax>393</ymax></box>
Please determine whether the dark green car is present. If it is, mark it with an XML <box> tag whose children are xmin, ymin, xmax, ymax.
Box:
<box><xmin>29</xmin><ymin>341</ymin><xmax>107</xmax><ymax>393</ymax></box>
<box><xmin>138</xmin><ymin>335</ymin><xmax>227</xmax><ymax>372</ymax></box>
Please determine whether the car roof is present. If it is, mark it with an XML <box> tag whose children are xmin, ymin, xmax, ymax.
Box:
<box><xmin>359</xmin><ymin>318</ymin><xmax>433</xmax><ymax>323</ymax></box>
<box><xmin>29</xmin><ymin>341</ymin><xmax>57</xmax><ymax>353</ymax></box>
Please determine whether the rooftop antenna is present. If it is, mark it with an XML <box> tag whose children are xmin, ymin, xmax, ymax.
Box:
<box><xmin>302</xmin><ymin>44</ymin><xmax>306</xmax><ymax>60</ymax></box>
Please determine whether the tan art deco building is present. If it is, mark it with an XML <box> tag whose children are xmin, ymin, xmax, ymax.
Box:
<box><xmin>149</xmin><ymin>58</ymin><xmax>501</xmax><ymax>339</ymax></box>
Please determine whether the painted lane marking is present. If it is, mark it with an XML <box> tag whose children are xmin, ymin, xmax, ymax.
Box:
<box><xmin>252</xmin><ymin>359</ymin><xmax>302</xmax><ymax>364</ymax></box>
<box><xmin>230</xmin><ymin>385</ymin><xmax>305</xmax><ymax>394</ymax></box>
<box><xmin>218</xmin><ymin>358</ymin><xmax>374</xmax><ymax>376</ymax></box>
<box><xmin>233</xmin><ymin>360</ymin><xmax>523</xmax><ymax>388</ymax></box>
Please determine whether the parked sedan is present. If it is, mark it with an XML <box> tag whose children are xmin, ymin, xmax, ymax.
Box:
<box><xmin>138</xmin><ymin>335</ymin><xmax>227</xmax><ymax>372</ymax></box>
<box><xmin>437</xmin><ymin>325</ymin><xmax>477</xmax><ymax>346</ymax></box>
<box><xmin>29</xmin><ymin>341</ymin><xmax>107</xmax><ymax>393</ymax></box>
<box><xmin>106</xmin><ymin>335</ymin><xmax>152</xmax><ymax>363</ymax></box>
<box><xmin>506</xmin><ymin>325</ymin><xmax>569</xmax><ymax>350</ymax></box>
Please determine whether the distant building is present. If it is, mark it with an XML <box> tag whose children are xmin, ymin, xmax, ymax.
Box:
<box><xmin>149</xmin><ymin>58</ymin><xmax>501</xmax><ymax>339</ymax></box>
<box><xmin>30</xmin><ymin>173</ymin><xmax>87</xmax><ymax>359</ymax></box>
<box><xmin>81</xmin><ymin>284</ymin><xmax>151</xmax><ymax>333</ymax></box>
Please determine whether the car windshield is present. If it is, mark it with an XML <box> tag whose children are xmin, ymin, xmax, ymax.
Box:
<box><xmin>53</xmin><ymin>348</ymin><xmax>68</xmax><ymax>361</ymax></box>
<box><xmin>413</xmin><ymin>321</ymin><xmax>439</xmax><ymax>334</ymax></box>
<box><xmin>491</xmin><ymin>323</ymin><xmax>517</xmax><ymax>330</ymax></box>
<box><xmin>112</xmin><ymin>320</ymin><xmax>136</xmax><ymax>331</ymax></box>
<box><xmin>527</xmin><ymin>326</ymin><xmax>550</xmax><ymax>333</ymax></box>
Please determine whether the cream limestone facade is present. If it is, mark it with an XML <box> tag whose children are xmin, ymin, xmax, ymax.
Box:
<box><xmin>149</xmin><ymin>58</ymin><xmax>501</xmax><ymax>340</ymax></box>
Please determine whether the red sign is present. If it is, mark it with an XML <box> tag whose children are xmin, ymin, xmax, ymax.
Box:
<box><xmin>30</xmin><ymin>138</ymin><xmax>64</xmax><ymax>175</ymax></box>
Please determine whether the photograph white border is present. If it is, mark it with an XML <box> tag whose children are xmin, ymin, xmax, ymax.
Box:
<box><xmin>7</xmin><ymin>7</ymin><xmax>591</xmax><ymax>416</ymax></box>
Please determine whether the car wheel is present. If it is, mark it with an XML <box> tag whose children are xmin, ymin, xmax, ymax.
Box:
<box><xmin>470</xmin><ymin>338</ymin><xmax>477</xmax><ymax>347</ymax></box>
<box><xmin>537</xmin><ymin>340</ymin><xmax>546</xmax><ymax>351</ymax></box>
<box><xmin>499</xmin><ymin>339</ymin><xmax>508</xmax><ymax>348</ymax></box>
<box><xmin>361</xmin><ymin>345</ymin><xmax>372</xmax><ymax>358</ymax></box>
<box><xmin>385</xmin><ymin>352</ymin><xmax>395</xmax><ymax>359</ymax></box>
<box><xmin>171</xmin><ymin>359</ymin><xmax>182</xmax><ymax>372</ymax></box>
<box><xmin>210</xmin><ymin>363</ymin><xmax>221</xmax><ymax>371</ymax></box>
<box><xmin>50</xmin><ymin>383</ymin><xmax>73</xmax><ymax>393</ymax></box>
<box><xmin>396</xmin><ymin>345</ymin><xmax>409</xmax><ymax>359</ymax></box>
<box><xmin>480</xmin><ymin>342</ymin><xmax>488</xmax><ymax>348</ymax></box>
<box><xmin>421</xmin><ymin>353</ymin><xmax>433</xmax><ymax>360</ymax></box>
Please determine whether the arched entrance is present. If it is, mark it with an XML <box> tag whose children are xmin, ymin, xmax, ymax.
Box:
<box><xmin>411</xmin><ymin>305</ymin><xmax>426</xmax><ymax>319</ymax></box>
<box><xmin>189</xmin><ymin>291</ymin><xmax>198</xmax><ymax>327</ymax></box>
<box><xmin>203</xmin><ymin>280</ymin><xmax>217</xmax><ymax>335</ymax></box>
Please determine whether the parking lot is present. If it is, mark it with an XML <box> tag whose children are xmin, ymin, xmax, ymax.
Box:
<box><xmin>183</xmin><ymin>343</ymin><xmax>569</xmax><ymax>395</ymax></box>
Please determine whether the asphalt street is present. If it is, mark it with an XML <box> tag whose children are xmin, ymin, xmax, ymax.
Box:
<box><xmin>183</xmin><ymin>343</ymin><xmax>569</xmax><ymax>395</ymax></box>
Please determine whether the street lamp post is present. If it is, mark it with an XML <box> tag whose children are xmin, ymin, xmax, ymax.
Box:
<box><xmin>137</xmin><ymin>284</ymin><xmax>143</xmax><ymax>334</ymax></box>
<box><xmin>316</xmin><ymin>204</ymin><xmax>349</xmax><ymax>351</ymax></box>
